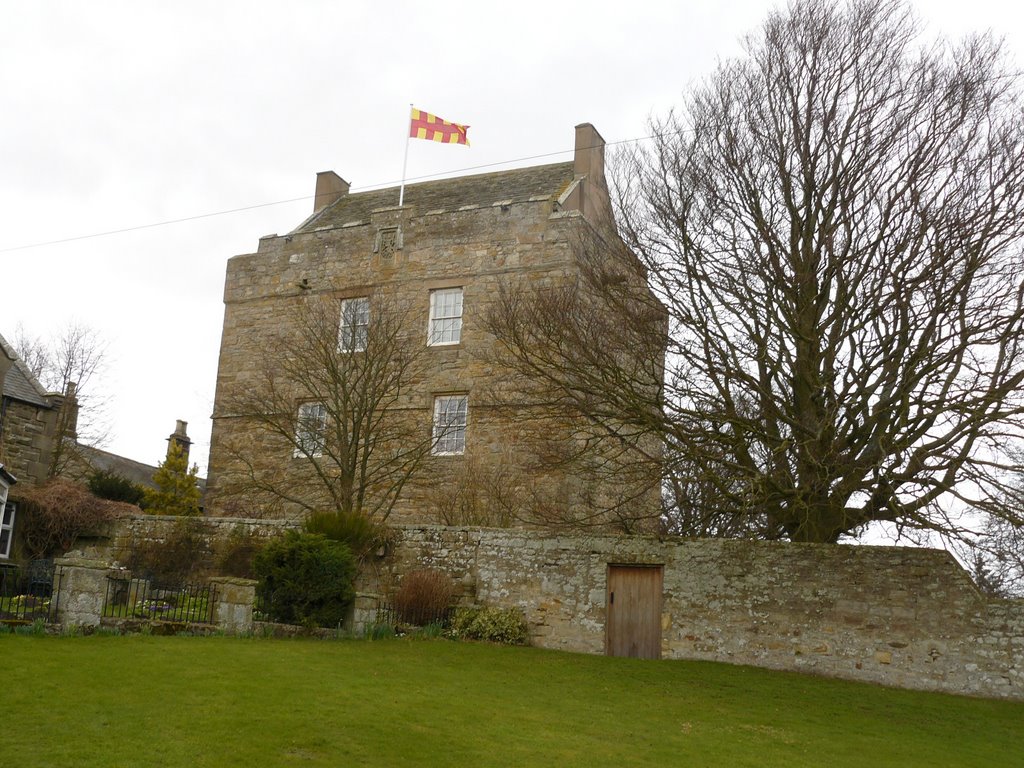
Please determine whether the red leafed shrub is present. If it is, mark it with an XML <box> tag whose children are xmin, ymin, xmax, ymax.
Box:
<box><xmin>15</xmin><ymin>479</ymin><xmax>129</xmax><ymax>558</ymax></box>
<box><xmin>392</xmin><ymin>569</ymin><xmax>456</xmax><ymax>627</ymax></box>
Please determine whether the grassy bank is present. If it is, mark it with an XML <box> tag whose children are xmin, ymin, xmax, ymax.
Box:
<box><xmin>1</xmin><ymin>634</ymin><xmax>1019</xmax><ymax>767</ymax></box>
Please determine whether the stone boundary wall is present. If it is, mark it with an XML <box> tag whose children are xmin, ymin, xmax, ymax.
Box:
<box><xmin>379</xmin><ymin>526</ymin><xmax>1023</xmax><ymax>700</ymax></box>
<box><xmin>110</xmin><ymin>515</ymin><xmax>297</xmax><ymax>552</ymax></box>
<box><xmin>72</xmin><ymin>514</ymin><xmax>297</xmax><ymax>563</ymax></box>
<box><xmin>95</xmin><ymin>515</ymin><xmax>1022</xmax><ymax>699</ymax></box>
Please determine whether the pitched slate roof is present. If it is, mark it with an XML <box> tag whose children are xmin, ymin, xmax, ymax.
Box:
<box><xmin>73</xmin><ymin>444</ymin><xmax>207</xmax><ymax>491</ymax></box>
<box><xmin>296</xmin><ymin>161</ymin><xmax>575</xmax><ymax>233</ymax></box>
<box><xmin>0</xmin><ymin>332</ymin><xmax>53</xmax><ymax>408</ymax></box>
<box><xmin>74</xmin><ymin>444</ymin><xmax>161</xmax><ymax>489</ymax></box>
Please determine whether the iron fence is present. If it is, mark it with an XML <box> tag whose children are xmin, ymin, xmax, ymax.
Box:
<box><xmin>253</xmin><ymin>590</ymin><xmax>270</xmax><ymax>622</ymax></box>
<box><xmin>0</xmin><ymin>560</ymin><xmax>61</xmax><ymax>623</ymax></box>
<box><xmin>103</xmin><ymin>576</ymin><xmax>217</xmax><ymax>624</ymax></box>
<box><xmin>375</xmin><ymin>602</ymin><xmax>452</xmax><ymax>629</ymax></box>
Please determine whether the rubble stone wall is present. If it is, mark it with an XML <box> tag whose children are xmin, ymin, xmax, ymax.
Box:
<box><xmin>379</xmin><ymin>526</ymin><xmax>1023</xmax><ymax>700</ymax></box>
<box><xmin>102</xmin><ymin>515</ymin><xmax>1022</xmax><ymax>699</ymax></box>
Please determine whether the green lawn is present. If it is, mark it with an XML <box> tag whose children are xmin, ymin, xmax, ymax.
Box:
<box><xmin>1</xmin><ymin>634</ymin><xmax>1020</xmax><ymax>767</ymax></box>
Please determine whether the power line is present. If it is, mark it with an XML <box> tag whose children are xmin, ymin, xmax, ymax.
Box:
<box><xmin>0</xmin><ymin>134</ymin><xmax>656</xmax><ymax>255</ymax></box>
<box><xmin>0</xmin><ymin>195</ymin><xmax>312</xmax><ymax>254</ymax></box>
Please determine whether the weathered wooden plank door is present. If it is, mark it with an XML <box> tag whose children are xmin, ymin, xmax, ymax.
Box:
<box><xmin>606</xmin><ymin>565</ymin><xmax>663</xmax><ymax>660</ymax></box>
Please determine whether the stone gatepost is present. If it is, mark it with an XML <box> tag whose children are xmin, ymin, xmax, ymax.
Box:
<box><xmin>54</xmin><ymin>557</ymin><xmax>113</xmax><ymax>629</ymax></box>
<box><xmin>208</xmin><ymin>577</ymin><xmax>256</xmax><ymax>634</ymax></box>
<box><xmin>351</xmin><ymin>592</ymin><xmax>382</xmax><ymax>635</ymax></box>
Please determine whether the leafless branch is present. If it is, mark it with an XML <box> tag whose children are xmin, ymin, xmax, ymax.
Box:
<box><xmin>216</xmin><ymin>293</ymin><xmax>433</xmax><ymax>522</ymax></box>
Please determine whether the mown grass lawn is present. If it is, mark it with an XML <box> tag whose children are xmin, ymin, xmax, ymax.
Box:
<box><xmin>1</xmin><ymin>634</ymin><xmax>1020</xmax><ymax>767</ymax></box>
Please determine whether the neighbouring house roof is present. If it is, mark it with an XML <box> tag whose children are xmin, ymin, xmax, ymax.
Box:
<box><xmin>74</xmin><ymin>444</ymin><xmax>161</xmax><ymax>489</ymax></box>
<box><xmin>0</xmin><ymin>332</ymin><xmax>54</xmax><ymax>409</ymax></box>
<box><xmin>296</xmin><ymin>161</ymin><xmax>576</xmax><ymax>233</ymax></box>
<box><xmin>74</xmin><ymin>444</ymin><xmax>208</xmax><ymax>493</ymax></box>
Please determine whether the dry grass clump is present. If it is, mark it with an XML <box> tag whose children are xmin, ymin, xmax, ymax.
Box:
<box><xmin>392</xmin><ymin>569</ymin><xmax>456</xmax><ymax>626</ymax></box>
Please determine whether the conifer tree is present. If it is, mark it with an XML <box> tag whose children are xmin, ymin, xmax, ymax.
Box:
<box><xmin>144</xmin><ymin>443</ymin><xmax>202</xmax><ymax>516</ymax></box>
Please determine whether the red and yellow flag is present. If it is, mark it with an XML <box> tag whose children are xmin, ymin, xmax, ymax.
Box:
<box><xmin>409</xmin><ymin>107</ymin><xmax>470</xmax><ymax>146</ymax></box>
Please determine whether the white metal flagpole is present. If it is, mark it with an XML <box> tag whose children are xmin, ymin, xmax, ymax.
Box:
<box><xmin>399</xmin><ymin>103</ymin><xmax>413</xmax><ymax>207</ymax></box>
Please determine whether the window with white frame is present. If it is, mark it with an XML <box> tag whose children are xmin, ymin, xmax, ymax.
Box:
<box><xmin>0</xmin><ymin>501</ymin><xmax>14</xmax><ymax>560</ymax></box>
<box><xmin>338</xmin><ymin>296</ymin><xmax>370</xmax><ymax>352</ymax></box>
<box><xmin>428</xmin><ymin>287</ymin><xmax>463</xmax><ymax>346</ymax></box>
<box><xmin>294</xmin><ymin>402</ymin><xmax>327</xmax><ymax>457</ymax></box>
<box><xmin>432</xmin><ymin>395</ymin><xmax>468</xmax><ymax>455</ymax></box>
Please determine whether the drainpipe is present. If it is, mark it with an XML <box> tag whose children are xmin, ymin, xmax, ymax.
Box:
<box><xmin>0</xmin><ymin>396</ymin><xmax>8</xmax><ymax>459</ymax></box>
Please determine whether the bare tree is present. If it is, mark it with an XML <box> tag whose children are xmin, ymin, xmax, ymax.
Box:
<box><xmin>484</xmin><ymin>229</ymin><xmax>668</xmax><ymax>533</ymax></box>
<box><xmin>973</xmin><ymin>516</ymin><xmax>1024</xmax><ymax>597</ymax></box>
<box><xmin>216</xmin><ymin>294</ymin><xmax>433</xmax><ymax>521</ymax></box>
<box><xmin>950</xmin><ymin>497</ymin><xmax>1024</xmax><ymax>597</ymax></box>
<box><xmin>12</xmin><ymin>322</ymin><xmax>110</xmax><ymax>477</ymax></box>
<box><xmin>424</xmin><ymin>448</ymin><xmax>526</xmax><ymax>528</ymax></box>
<box><xmin>492</xmin><ymin>0</ymin><xmax>1024</xmax><ymax>543</ymax></box>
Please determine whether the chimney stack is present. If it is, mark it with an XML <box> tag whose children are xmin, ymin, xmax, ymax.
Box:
<box><xmin>313</xmin><ymin>171</ymin><xmax>350</xmax><ymax>214</ymax></box>
<box><xmin>562</xmin><ymin>123</ymin><xmax>612</xmax><ymax>225</ymax></box>
<box><xmin>61</xmin><ymin>381</ymin><xmax>80</xmax><ymax>441</ymax></box>
<box><xmin>167</xmin><ymin>419</ymin><xmax>192</xmax><ymax>462</ymax></box>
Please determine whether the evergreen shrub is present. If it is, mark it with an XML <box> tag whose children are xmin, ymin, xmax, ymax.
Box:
<box><xmin>87</xmin><ymin>470</ymin><xmax>145</xmax><ymax>506</ymax></box>
<box><xmin>449</xmin><ymin>606</ymin><xmax>528</xmax><ymax>645</ymax></box>
<box><xmin>254</xmin><ymin>531</ymin><xmax>357</xmax><ymax>628</ymax></box>
<box><xmin>302</xmin><ymin>510</ymin><xmax>391</xmax><ymax>560</ymax></box>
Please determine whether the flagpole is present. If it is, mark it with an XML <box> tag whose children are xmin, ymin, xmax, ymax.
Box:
<box><xmin>399</xmin><ymin>103</ymin><xmax>412</xmax><ymax>207</ymax></box>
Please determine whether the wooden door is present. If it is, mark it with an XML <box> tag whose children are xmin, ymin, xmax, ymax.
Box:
<box><xmin>606</xmin><ymin>565</ymin><xmax>663</xmax><ymax>659</ymax></box>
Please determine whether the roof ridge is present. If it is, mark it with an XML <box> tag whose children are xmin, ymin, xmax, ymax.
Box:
<box><xmin>364</xmin><ymin>160</ymin><xmax>574</xmax><ymax>198</ymax></box>
<box><xmin>291</xmin><ymin>161</ymin><xmax>575</xmax><ymax>236</ymax></box>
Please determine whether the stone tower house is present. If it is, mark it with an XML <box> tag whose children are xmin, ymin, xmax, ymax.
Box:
<box><xmin>205</xmin><ymin>123</ymin><xmax>663</xmax><ymax>529</ymax></box>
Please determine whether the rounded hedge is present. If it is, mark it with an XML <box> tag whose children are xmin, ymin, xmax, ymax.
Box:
<box><xmin>253</xmin><ymin>531</ymin><xmax>357</xmax><ymax>628</ymax></box>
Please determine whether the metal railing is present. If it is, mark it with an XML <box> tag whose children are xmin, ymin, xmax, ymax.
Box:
<box><xmin>103</xmin><ymin>576</ymin><xmax>217</xmax><ymax>624</ymax></box>
<box><xmin>0</xmin><ymin>560</ymin><xmax>61</xmax><ymax>623</ymax></box>
<box><xmin>375</xmin><ymin>602</ymin><xmax>452</xmax><ymax>629</ymax></box>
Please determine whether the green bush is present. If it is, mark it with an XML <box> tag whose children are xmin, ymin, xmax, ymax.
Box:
<box><xmin>302</xmin><ymin>510</ymin><xmax>391</xmax><ymax>560</ymax></box>
<box><xmin>87</xmin><ymin>470</ymin><xmax>145</xmax><ymax>506</ymax></box>
<box><xmin>391</xmin><ymin>569</ymin><xmax>455</xmax><ymax>627</ymax></box>
<box><xmin>449</xmin><ymin>606</ymin><xmax>528</xmax><ymax>645</ymax></box>
<box><xmin>254</xmin><ymin>532</ymin><xmax>357</xmax><ymax>628</ymax></box>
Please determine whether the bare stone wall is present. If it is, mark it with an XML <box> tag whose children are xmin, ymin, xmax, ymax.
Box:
<box><xmin>97</xmin><ymin>515</ymin><xmax>1022</xmax><ymax>699</ymax></box>
<box><xmin>0</xmin><ymin>398</ymin><xmax>59</xmax><ymax>487</ymax></box>
<box><xmin>111</xmin><ymin>515</ymin><xmax>295</xmax><ymax>548</ymax></box>
<box><xmin>379</xmin><ymin>526</ymin><xmax>1023</xmax><ymax>700</ymax></box>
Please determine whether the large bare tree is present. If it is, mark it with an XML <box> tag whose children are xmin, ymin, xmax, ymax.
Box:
<box><xmin>12</xmin><ymin>322</ymin><xmax>110</xmax><ymax>477</ymax></box>
<box><xmin>493</xmin><ymin>0</ymin><xmax>1024</xmax><ymax>543</ymax></box>
<box><xmin>217</xmin><ymin>294</ymin><xmax>433</xmax><ymax>521</ymax></box>
<box><xmin>484</xmin><ymin>235</ymin><xmax>668</xmax><ymax>533</ymax></box>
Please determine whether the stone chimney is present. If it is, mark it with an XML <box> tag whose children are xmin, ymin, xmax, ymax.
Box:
<box><xmin>167</xmin><ymin>419</ymin><xmax>192</xmax><ymax>462</ymax></box>
<box><xmin>313</xmin><ymin>171</ymin><xmax>350</xmax><ymax>214</ymax></box>
<box><xmin>61</xmin><ymin>381</ymin><xmax>80</xmax><ymax>441</ymax></box>
<box><xmin>562</xmin><ymin>123</ymin><xmax>613</xmax><ymax>225</ymax></box>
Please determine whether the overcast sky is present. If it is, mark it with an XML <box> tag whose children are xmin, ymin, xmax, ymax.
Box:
<box><xmin>2</xmin><ymin>0</ymin><xmax>1021</xmax><ymax>476</ymax></box>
